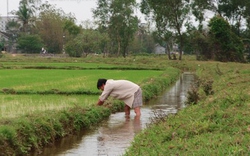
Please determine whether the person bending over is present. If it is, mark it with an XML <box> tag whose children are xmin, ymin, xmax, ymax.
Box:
<box><xmin>96</xmin><ymin>79</ymin><xmax>142</xmax><ymax>116</ymax></box>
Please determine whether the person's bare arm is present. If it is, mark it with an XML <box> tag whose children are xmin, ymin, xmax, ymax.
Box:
<box><xmin>97</xmin><ymin>99</ymin><xmax>104</xmax><ymax>106</ymax></box>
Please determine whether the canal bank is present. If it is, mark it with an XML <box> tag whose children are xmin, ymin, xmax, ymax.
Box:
<box><xmin>32</xmin><ymin>73</ymin><xmax>195</xmax><ymax>155</ymax></box>
<box><xmin>0</xmin><ymin>68</ymin><xmax>180</xmax><ymax>155</ymax></box>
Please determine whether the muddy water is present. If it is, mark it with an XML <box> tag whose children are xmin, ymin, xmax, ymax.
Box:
<box><xmin>33</xmin><ymin>72</ymin><xmax>195</xmax><ymax>156</ymax></box>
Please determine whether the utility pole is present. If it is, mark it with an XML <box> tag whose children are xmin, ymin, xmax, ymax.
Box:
<box><xmin>6</xmin><ymin>0</ymin><xmax>9</xmax><ymax>52</ymax></box>
<box><xmin>7</xmin><ymin>0</ymin><xmax>9</xmax><ymax>19</ymax></box>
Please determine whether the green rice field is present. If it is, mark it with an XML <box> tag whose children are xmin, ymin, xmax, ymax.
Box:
<box><xmin>0</xmin><ymin>69</ymin><xmax>164</xmax><ymax>91</ymax></box>
<box><xmin>0</xmin><ymin>68</ymin><xmax>165</xmax><ymax>119</ymax></box>
<box><xmin>0</xmin><ymin>94</ymin><xmax>98</xmax><ymax>119</ymax></box>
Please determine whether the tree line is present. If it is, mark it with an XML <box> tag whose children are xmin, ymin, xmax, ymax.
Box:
<box><xmin>1</xmin><ymin>0</ymin><xmax>250</xmax><ymax>62</ymax></box>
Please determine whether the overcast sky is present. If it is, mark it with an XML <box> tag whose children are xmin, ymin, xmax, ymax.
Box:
<box><xmin>1</xmin><ymin>0</ymin><xmax>97</xmax><ymax>22</ymax></box>
<box><xmin>0</xmin><ymin>0</ymin><xmax>145</xmax><ymax>24</ymax></box>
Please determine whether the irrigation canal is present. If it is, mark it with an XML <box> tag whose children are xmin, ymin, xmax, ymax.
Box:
<box><xmin>32</xmin><ymin>72</ymin><xmax>195</xmax><ymax>156</ymax></box>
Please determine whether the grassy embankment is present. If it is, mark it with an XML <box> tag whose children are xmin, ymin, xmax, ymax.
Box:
<box><xmin>125</xmin><ymin>60</ymin><xmax>250</xmax><ymax>155</ymax></box>
<box><xmin>0</xmin><ymin>54</ymin><xmax>181</xmax><ymax>155</ymax></box>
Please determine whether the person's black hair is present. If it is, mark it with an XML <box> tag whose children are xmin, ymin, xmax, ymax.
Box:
<box><xmin>97</xmin><ymin>79</ymin><xmax>107</xmax><ymax>89</ymax></box>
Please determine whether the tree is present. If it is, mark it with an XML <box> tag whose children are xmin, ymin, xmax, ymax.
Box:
<box><xmin>14</xmin><ymin>0</ymin><xmax>35</xmax><ymax>33</ymax></box>
<box><xmin>98</xmin><ymin>32</ymin><xmax>110</xmax><ymax>56</ymax></box>
<box><xmin>216</xmin><ymin>0</ymin><xmax>250</xmax><ymax>37</ymax></box>
<box><xmin>152</xmin><ymin>30</ymin><xmax>175</xmax><ymax>59</ymax></box>
<box><xmin>142</xmin><ymin>33</ymin><xmax>155</xmax><ymax>54</ymax></box>
<box><xmin>63</xmin><ymin>20</ymin><xmax>81</xmax><ymax>37</ymax></box>
<box><xmin>185</xmin><ymin>29</ymin><xmax>213</xmax><ymax>60</ymax></box>
<box><xmin>4</xmin><ymin>19</ymin><xmax>20</xmax><ymax>52</ymax></box>
<box><xmin>130</xmin><ymin>22</ymin><xmax>155</xmax><ymax>54</ymax></box>
<box><xmin>35</xmin><ymin>2</ymin><xmax>78</xmax><ymax>53</ymax></box>
<box><xmin>93</xmin><ymin>0</ymin><xmax>139</xmax><ymax>57</ymax></box>
<box><xmin>191</xmin><ymin>0</ymin><xmax>214</xmax><ymax>31</ymax></box>
<box><xmin>17</xmin><ymin>34</ymin><xmax>43</xmax><ymax>53</ymax></box>
<box><xmin>141</xmin><ymin>0</ymin><xmax>191</xmax><ymax>60</ymax></box>
<box><xmin>65</xmin><ymin>29</ymin><xmax>104</xmax><ymax>57</ymax></box>
<box><xmin>36</xmin><ymin>12</ymin><xmax>63</xmax><ymax>53</ymax></box>
<box><xmin>208</xmin><ymin>15</ymin><xmax>245</xmax><ymax>62</ymax></box>
<box><xmin>0</xmin><ymin>41</ymin><xmax>4</xmax><ymax>51</ymax></box>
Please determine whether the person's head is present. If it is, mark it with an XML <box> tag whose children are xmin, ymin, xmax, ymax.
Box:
<box><xmin>97</xmin><ymin>79</ymin><xmax>107</xmax><ymax>90</ymax></box>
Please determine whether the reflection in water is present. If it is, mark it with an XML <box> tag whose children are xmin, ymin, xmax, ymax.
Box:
<box><xmin>33</xmin><ymin>73</ymin><xmax>194</xmax><ymax>156</ymax></box>
<box><xmin>55</xmin><ymin>113</ymin><xmax>146</xmax><ymax>156</ymax></box>
<box><xmin>148</xmin><ymin>72</ymin><xmax>195</xmax><ymax>113</ymax></box>
<box><xmin>96</xmin><ymin>115</ymin><xmax>142</xmax><ymax>156</ymax></box>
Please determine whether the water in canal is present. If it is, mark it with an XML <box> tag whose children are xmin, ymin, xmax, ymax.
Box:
<box><xmin>33</xmin><ymin>72</ymin><xmax>195</xmax><ymax>156</ymax></box>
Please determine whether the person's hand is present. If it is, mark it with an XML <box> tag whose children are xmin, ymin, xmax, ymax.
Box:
<box><xmin>97</xmin><ymin>99</ymin><xmax>104</xmax><ymax>106</ymax></box>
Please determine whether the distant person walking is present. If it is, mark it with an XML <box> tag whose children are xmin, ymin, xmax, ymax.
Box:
<box><xmin>96</xmin><ymin>79</ymin><xmax>142</xmax><ymax>116</ymax></box>
<box><xmin>41</xmin><ymin>47</ymin><xmax>46</xmax><ymax>54</ymax></box>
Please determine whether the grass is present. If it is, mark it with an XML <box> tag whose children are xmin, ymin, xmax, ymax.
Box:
<box><xmin>0</xmin><ymin>54</ymin><xmax>182</xmax><ymax>155</ymax></box>
<box><xmin>0</xmin><ymin>94</ymin><xmax>98</xmax><ymax>119</ymax></box>
<box><xmin>0</xmin><ymin>69</ymin><xmax>164</xmax><ymax>92</ymax></box>
<box><xmin>0</xmin><ymin>68</ymin><xmax>167</xmax><ymax>119</ymax></box>
<box><xmin>124</xmin><ymin>59</ymin><xmax>250</xmax><ymax>156</ymax></box>
<box><xmin>1</xmin><ymin>54</ymin><xmax>249</xmax><ymax>155</ymax></box>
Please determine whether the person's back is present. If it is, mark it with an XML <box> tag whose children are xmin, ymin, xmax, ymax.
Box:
<box><xmin>97</xmin><ymin>79</ymin><xmax>142</xmax><ymax>116</ymax></box>
<box><xmin>103</xmin><ymin>80</ymin><xmax>139</xmax><ymax>102</ymax></box>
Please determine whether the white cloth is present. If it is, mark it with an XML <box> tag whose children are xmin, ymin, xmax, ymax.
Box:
<box><xmin>99</xmin><ymin>79</ymin><xmax>140</xmax><ymax>107</ymax></box>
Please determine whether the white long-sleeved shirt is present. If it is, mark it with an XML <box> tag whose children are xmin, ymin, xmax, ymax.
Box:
<box><xmin>99</xmin><ymin>79</ymin><xmax>140</xmax><ymax>107</ymax></box>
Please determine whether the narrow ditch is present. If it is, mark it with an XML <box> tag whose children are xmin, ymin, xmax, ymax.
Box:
<box><xmin>32</xmin><ymin>72</ymin><xmax>195</xmax><ymax>156</ymax></box>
